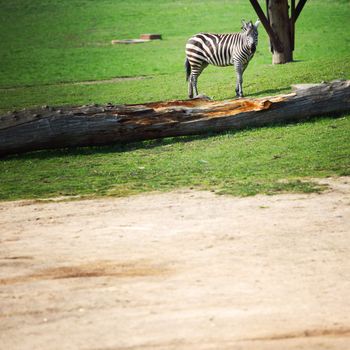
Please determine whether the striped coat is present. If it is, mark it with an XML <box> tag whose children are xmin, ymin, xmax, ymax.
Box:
<box><xmin>185</xmin><ymin>20</ymin><xmax>260</xmax><ymax>98</ymax></box>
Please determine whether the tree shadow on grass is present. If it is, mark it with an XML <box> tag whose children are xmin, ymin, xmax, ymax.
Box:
<box><xmin>2</xmin><ymin>133</ymin><xmax>216</xmax><ymax>161</ymax></box>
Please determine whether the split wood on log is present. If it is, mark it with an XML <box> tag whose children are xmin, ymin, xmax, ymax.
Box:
<box><xmin>0</xmin><ymin>80</ymin><xmax>349</xmax><ymax>156</ymax></box>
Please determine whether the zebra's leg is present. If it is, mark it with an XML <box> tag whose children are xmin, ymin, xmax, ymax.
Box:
<box><xmin>188</xmin><ymin>71</ymin><xmax>199</xmax><ymax>99</ymax></box>
<box><xmin>234</xmin><ymin>64</ymin><xmax>244</xmax><ymax>98</ymax></box>
<box><xmin>191</xmin><ymin>63</ymin><xmax>208</xmax><ymax>98</ymax></box>
<box><xmin>188</xmin><ymin>73</ymin><xmax>199</xmax><ymax>99</ymax></box>
<box><xmin>188</xmin><ymin>74</ymin><xmax>194</xmax><ymax>99</ymax></box>
<box><xmin>192</xmin><ymin>74</ymin><xmax>199</xmax><ymax>97</ymax></box>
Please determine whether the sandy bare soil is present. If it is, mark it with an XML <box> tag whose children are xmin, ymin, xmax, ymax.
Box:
<box><xmin>0</xmin><ymin>177</ymin><xmax>350</xmax><ymax>350</ymax></box>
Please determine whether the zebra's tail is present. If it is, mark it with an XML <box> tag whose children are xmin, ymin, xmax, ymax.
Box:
<box><xmin>185</xmin><ymin>58</ymin><xmax>191</xmax><ymax>81</ymax></box>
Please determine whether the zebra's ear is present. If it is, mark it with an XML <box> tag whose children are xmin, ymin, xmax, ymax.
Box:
<box><xmin>254</xmin><ymin>19</ymin><xmax>260</xmax><ymax>28</ymax></box>
<box><xmin>241</xmin><ymin>19</ymin><xmax>246</xmax><ymax>29</ymax></box>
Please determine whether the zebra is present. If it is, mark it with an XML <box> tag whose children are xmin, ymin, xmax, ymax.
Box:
<box><xmin>185</xmin><ymin>19</ymin><xmax>260</xmax><ymax>99</ymax></box>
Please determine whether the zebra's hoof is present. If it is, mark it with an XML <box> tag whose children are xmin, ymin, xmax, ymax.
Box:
<box><xmin>195</xmin><ymin>94</ymin><xmax>211</xmax><ymax>100</ymax></box>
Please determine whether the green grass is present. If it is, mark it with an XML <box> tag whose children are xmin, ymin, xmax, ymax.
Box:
<box><xmin>1</xmin><ymin>0</ymin><xmax>349</xmax><ymax>110</ymax></box>
<box><xmin>0</xmin><ymin>0</ymin><xmax>349</xmax><ymax>200</ymax></box>
<box><xmin>1</xmin><ymin>116</ymin><xmax>349</xmax><ymax>200</ymax></box>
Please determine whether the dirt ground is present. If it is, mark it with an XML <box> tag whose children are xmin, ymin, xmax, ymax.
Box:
<box><xmin>0</xmin><ymin>177</ymin><xmax>349</xmax><ymax>350</ymax></box>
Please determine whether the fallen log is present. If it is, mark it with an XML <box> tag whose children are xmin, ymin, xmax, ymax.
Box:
<box><xmin>0</xmin><ymin>80</ymin><xmax>349</xmax><ymax>156</ymax></box>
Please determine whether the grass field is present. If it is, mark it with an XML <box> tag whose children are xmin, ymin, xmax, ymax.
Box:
<box><xmin>0</xmin><ymin>0</ymin><xmax>349</xmax><ymax>200</ymax></box>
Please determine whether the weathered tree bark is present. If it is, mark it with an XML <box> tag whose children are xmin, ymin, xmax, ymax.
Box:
<box><xmin>250</xmin><ymin>0</ymin><xmax>308</xmax><ymax>64</ymax></box>
<box><xmin>0</xmin><ymin>80</ymin><xmax>349</xmax><ymax>156</ymax></box>
<box><xmin>268</xmin><ymin>0</ymin><xmax>293</xmax><ymax>64</ymax></box>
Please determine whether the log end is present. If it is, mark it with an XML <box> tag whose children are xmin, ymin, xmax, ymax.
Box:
<box><xmin>292</xmin><ymin>79</ymin><xmax>349</xmax><ymax>95</ymax></box>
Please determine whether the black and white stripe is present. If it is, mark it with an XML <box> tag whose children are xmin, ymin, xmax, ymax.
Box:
<box><xmin>185</xmin><ymin>20</ymin><xmax>260</xmax><ymax>98</ymax></box>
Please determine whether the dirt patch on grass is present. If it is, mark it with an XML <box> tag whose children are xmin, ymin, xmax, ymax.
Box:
<box><xmin>0</xmin><ymin>177</ymin><xmax>349</xmax><ymax>350</ymax></box>
<box><xmin>0</xmin><ymin>76</ymin><xmax>150</xmax><ymax>90</ymax></box>
<box><xmin>70</xmin><ymin>75</ymin><xmax>150</xmax><ymax>85</ymax></box>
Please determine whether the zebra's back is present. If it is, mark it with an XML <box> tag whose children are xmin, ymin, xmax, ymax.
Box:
<box><xmin>186</xmin><ymin>32</ymin><xmax>242</xmax><ymax>68</ymax></box>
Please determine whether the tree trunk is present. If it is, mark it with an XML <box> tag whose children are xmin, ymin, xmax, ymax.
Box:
<box><xmin>268</xmin><ymin>0</ymin><xmax>293</xmax><ymax>64</ymax></box>
<box><xmin>0</xmin><ymin>80</ymin><xmax>349</xmax><ymax>157</ymax></box>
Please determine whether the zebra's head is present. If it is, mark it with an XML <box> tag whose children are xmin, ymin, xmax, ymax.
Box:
<box><xmin>241</xmin><ymin>19</ymin><xmax>260</xmax><ymax>53</ymax></box>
